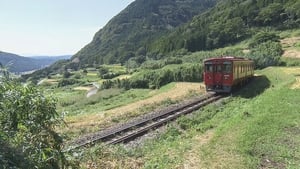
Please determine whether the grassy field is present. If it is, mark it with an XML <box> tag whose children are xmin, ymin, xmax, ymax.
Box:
<box><xmin>73</xmin><ymin>67</ymin><xmax>300</xmax><ymax>169</ymax></box>
<box><xmin>57</xmin><ymin>82</ymin><xmax>204</xmax><ymax>139</ymax></box>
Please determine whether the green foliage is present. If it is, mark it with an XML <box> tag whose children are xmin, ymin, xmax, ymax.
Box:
<box><xmin>63</xmin><ymin>70</ymin><xmax>72</xmax><ymax>78</ymax></box>
<box><xmin>248</xmin><ymin>31</ymin><xmax>280</xmax><ymax>48</ymax></box>
<box><xmin>140</xmin><ymin>57</ymin><xmax>183</xmax><ymax>70</ymax></box>
<box><xmin>246</xmin><ymin>31</ymin><xmax>283</xmax><ymax>69</ymax></box>
<box><xmin>57</xmin><ymin>78</ymin><xmax>80</xmax><ymax>87</ymax></box>
<box><xmin>248</xmin><ymin>41</ymin><xmax>282</xmax><ymax>69</ymax></box>
<box><xmin>255</xmin><ymin>3</ymin><xmax>284</xmax><ymax>26</ymax></box>
<box><xmin>98</xmin><ymin>66</ymin><xmax>109</xmax><ymax>77</ymax></box>
<box><xmin>101</xmin><ymin>63</ymin><xmax>203</xmax><ymax>89</ymax></box>
<box><xmin>151</xmin><ymin>0</ymin><xmax>299</xmax><ymax>55</ymax></box>
<box><xmin>97</xmin><ymin>65</ymin><xmax>126</xmax><ymax>79</ymax></box>
<box><xmin>0</xmin><ymin>79</ymin><xmax>66</xmax><ymax>168</ymax></box>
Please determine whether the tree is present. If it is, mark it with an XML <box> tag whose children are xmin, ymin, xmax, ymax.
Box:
<box><xmin>0</xmin><ymin>78</ymin><xmax>66</xmax><ymax>168</ymax></box>
<box><xmin>98</xmin><ymin>66</ymin><xmax>109</xmax><ymax>77</ymax></box>
<box><xmin>255</xmin><ymin>3</ymin><xmax>284</xmax><ymax>26</ymax></box>
<box><xmin>63</xmin><ymin>70</ymin><xmax>72</xmax><ymax>78</ymax></box>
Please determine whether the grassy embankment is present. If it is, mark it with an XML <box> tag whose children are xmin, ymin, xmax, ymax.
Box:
<box><xmin>76</xmin><ymin>67</ymin><xmax>300</xmax><ymax>169</ymax></box>
<box><xmin>55</xmin><ymin>82</ymin><xmax>204</xmax><ymax>139</ymax></box>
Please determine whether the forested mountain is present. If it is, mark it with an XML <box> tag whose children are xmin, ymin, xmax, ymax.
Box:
<box><xmin>73</xmin><ymin>0</ymin><xmax>217</xmax><ymax>65</ymax></box>
<box><xmin>71</xmin><ymin>0</ymin><xmax>299</xmax><ymax>68</ymax></box>
<box><xmin>0</xmin><ymin>51</ymin><xmax>71</xmax><ymax>73</ymax></box>
<box><xmin>151</xmin><ymin>0</ymin><xmax>300</xmax><ymax>53</ymax></box>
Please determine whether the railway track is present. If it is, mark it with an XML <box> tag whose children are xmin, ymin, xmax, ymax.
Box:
<box><xmin>66</xmin><ymin>92</ymin><xmax>223</xmax><ymax>151</ymax></box>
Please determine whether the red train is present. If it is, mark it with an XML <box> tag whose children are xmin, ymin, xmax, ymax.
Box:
<box><xmin>203</xmin><ymin>57</ymin><xmax>254</xmax><ymax>93</ymax></box>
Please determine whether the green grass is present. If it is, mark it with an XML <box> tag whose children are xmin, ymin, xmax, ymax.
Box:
<box><xmin>281</xmin><ymin>57</ymin><xmax>300</xmax><ymax>67</ymax></box>
<box><xmin>54</xmin><ymin>82</ymin><xmax>176</xmax><ymax>116</ymax></box>
<box><xmin>279</xmin><ymin>29</ymin><xmax>300</xmax><ymax>39</ymax></box>
<box><xmin>75</xmin><ymin>67</ymin><xmax>300</xmax><ymax>168</ymax></box>
<box><xmin>170</xmin><ymin>67</ymin><xmax>299</xmax><ymax>168</ymax></box>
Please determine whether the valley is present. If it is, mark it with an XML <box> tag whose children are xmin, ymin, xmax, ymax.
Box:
<box><xmin>1</xmin><ymin>0</ymin><xmax>300</xmax><ymax>168</ymax></box>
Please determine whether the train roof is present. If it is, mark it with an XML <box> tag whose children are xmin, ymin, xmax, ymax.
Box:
<box><xmin>204</xmin><ymin>56</ymin><xmax>253</xmax><ymax>62</ymax></box>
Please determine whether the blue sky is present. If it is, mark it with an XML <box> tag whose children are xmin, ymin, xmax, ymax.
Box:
<box><xmin>0</xmin><ymin>0</ymin><xmax>134</xmax><ymax>56</ymax></box>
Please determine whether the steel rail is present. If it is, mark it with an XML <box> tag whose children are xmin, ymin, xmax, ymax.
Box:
<box><xmin>106</xmin><ymin>95</ymin><xmax>222</xmax><ymax>145</ymax></box>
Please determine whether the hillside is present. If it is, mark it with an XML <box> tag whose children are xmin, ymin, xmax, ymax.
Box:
<box><xmin>151</xmin><ymin>0</ymin><xmax>300</xmax><ymax>54</ymax></box>
<box><xmin>0</xmin><ymin>51</ymin><xmax>41</xmax><ymax>73</ymax></box>
<box><xmin>72</xmin><ymin>0</ymin><xmax>217</xmax><ymax>65</ymax></box>
<box><xmin>0</xmin><ymin>51</ymin><xmax>71</xmax><ymax>73</ymax></box>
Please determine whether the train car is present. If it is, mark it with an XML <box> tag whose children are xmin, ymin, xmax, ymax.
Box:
<box><xmin>203</xmin><ymin>56</ymin><xmax>254</xmax><ymax>93</ymax></box>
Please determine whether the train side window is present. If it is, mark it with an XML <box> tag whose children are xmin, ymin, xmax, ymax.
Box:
<box><xmin>205</xmin><ymin>64</ymin><xmax>213</xmax><ymax>72</ymax></box>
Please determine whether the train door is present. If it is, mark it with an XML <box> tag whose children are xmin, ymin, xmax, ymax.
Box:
<box><xmin>214</xmin><ymin>63</ymin><xmax>223</xmax><ymax>89</ymax></box>
<box><xmin>204</xmin><ymin>62</ymin><xmax>214</xmax><ymax>86</ymax></box>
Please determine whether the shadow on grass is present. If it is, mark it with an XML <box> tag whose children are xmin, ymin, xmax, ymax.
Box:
<box><xmin>233</xmin><ymin>75</ymin><xmax>271</xmax><ymax>98</ymax></box>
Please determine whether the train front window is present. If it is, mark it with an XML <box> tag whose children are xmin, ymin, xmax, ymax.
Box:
<box><xmin>217</xmin><ymin>65</ymin><xmax>222</xmax><ymax>72</ymax></box>
<box><xmin>223</xmin><ymin>63</ymin><xmax>232</xmax><ymax>73</ymax></box>
<box><xmin>205</xmin><ymin>64</ymin><xmax>213</xmax><ymax>72</ymax></box>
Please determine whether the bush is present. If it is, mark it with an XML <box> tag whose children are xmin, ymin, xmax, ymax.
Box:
<box><xmin>247</xmin><ymin>41</ymin><xmax>283</xmax><ymax>69</ymax></box>
<box><xmin>164</xmin><ymin>57</ymin><xmax>183</xmax><ymax>65</ymax></box>
<box><xmin>57</xmin><ymin>78</ymin><xmax>79</xmax><ymax>87</ymax></box>
<box><xmin>101</xmin><ymin>72</ymin><xmax>120</xmax><ymax>79</ymax></box>
<box><xmin>141</xmin><ymin>60</ymin><xmax>164</xmax><ymax>69</ymax></box>
<box><xmin>63</xmin><ymin>70</ymin><xmax>72</xmax><ymax>78</ymax></box>
<box><xmin>0</xmin><ymin>80</ymin><xmax>66</xmax><ymax>168</ymax></box>
<box><xmin>100</xmin><ymin>63</ymin><xmax>203</xmax><ymax>90</ymax></box>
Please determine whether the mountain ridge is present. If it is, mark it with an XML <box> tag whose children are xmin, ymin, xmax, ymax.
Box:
<box><xmin>0</xmin><ymin>51</ymin><xmax>71</xmax><ymax>73</ymax></box>
<box><xmin>72</xmin><ymin>0</ymin><xmax>217</xmax><ymax>65</ymax></box>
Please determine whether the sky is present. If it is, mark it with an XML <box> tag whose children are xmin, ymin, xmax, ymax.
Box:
<box><xmin>0</xmin><ymin>0</ymin><xmax>135</xmax><ymax>56</ymax></box>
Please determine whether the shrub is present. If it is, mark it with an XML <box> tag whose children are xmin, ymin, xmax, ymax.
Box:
<box><xmin>100</xmin><ymin>63</ymin><xmax>203</xmax><ymax>89</ymax></box>
<box><xmin>57</xmin><ymin>78</ymin><xmax>79</xmax><ymax>87</ymax></box>
<box><xmin>247</xmin><ymin>41</ymin><xmax>283</xmax><ymax>69</ymax></box>
<box><xmin>0</xmin><ymin>80</ymin><xmax>66</xmax><ymax>168</ymax></box>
